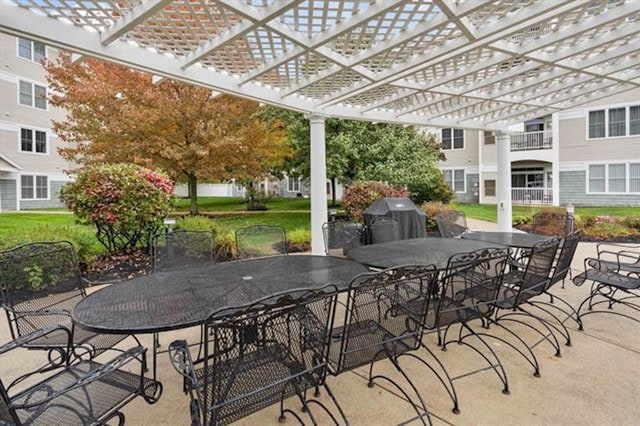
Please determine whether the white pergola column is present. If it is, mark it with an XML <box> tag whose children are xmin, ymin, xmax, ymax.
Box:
<box><xmin>551</xmin><ymin>112</ymin><xmax>560</xmax><ymax>206</ymax></box>
<box><xmin>495</xmin><ymin>131</ymin><xmax>512</xmax><ymax>232</ymax></box>
<box><xmin>309</xmin><ymin>114</ymin><xmax>328</xmax><ymax>255</ymax></box>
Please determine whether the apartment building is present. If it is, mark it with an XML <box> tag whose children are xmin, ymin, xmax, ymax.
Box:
<box><xmin>436</xmin><ymin>87</ymin><xmax>640</xmax><ymax>207</ymax></box>
<box><xmin>0</xmin><ymin>34</ymin><xmax>71</xmax><ymax>211</ymax></box>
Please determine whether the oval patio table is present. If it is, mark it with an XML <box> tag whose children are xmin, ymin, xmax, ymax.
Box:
<box><xmin>347</xmin><ymin>237</ymin><xmax>504</xmax><ymax>270</ymax></box>
<box><xmin>460</xmin><ymin>231</ymin><xmax>551</xmax><ymax>249</ymax></box>
<box><xmin>73</xmin><ymin>255</ymin><xmax>368</xmax><ymax>335</ymax></box>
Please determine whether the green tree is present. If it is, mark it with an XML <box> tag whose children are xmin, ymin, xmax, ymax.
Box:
<box><xmin>264</xmin><ymin>107</ymin><xmax>451</xmax><ymax>205</ymax></box>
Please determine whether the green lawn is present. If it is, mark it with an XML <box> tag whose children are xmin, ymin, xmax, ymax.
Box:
<box><xmin>457</xmin><ymin>203</ymin><xmax>639</xmax><ymax>223</ymax></box>
<box><xmin>173</xmin><ymin>196</ymin><xmax>340</xmax><ymax>212</ymax></box>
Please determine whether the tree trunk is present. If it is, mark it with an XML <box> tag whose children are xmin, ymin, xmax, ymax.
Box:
<box><xmin>188</xmin><ymin>174</ymin><xmax>198</xmax><ymax>215</ymax></box>
<box><xmin>331</xmin><ymin>177</ymin><xmax>337</xmax><ymax>207</ymax></box>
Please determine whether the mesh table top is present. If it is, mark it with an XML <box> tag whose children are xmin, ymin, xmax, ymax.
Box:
<box><xmin>347</xmin><ymin>238</ymin><xmax>503</xmax><ymax>270</ymax></box>
<box><xmin>72</xmin><ymin>256</ymin><xmax>367</xmax><ymax>334</ymax></box>
<box><xmin>461</xmin><ymin>232</ymin><xmax>551</xmax><ymax>249</ymax></box>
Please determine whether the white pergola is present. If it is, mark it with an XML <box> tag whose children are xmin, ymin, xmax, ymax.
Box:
<box><xmin>2</xmin><ymin>0</ymin><xmax>639</xmax><ymax>253</ymax></box>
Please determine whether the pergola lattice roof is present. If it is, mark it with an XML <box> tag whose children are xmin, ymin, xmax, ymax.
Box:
<box><xmin>2</xmin><ymin>0</ymin><xmax>639</xmax><ymax>129</ymax></box>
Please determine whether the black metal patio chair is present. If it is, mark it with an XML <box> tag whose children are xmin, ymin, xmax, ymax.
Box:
<box><xmin>435</xmin><ymin>248</ymin><xmax>515</xmax><ymax>394</ymax></box>
<box><xmin>0</xmin><ymin>324</ymin><xmax>161</xmax><ymax>425</ymax></box>
<box><xmin>573</xmin><ymin>245</ymin><xmax>640</xmax><ymax>328</ymax></box>
<box><xmin>151</xmin><ymin>230</ymin><xmax>215</xmax><ymax>271</ymax></box>
<box><xmin>235</xmin><ymin>224</ymin><xmax>288</xmax><ymax>259</ymax></box>
<box><xmin>168</xmin><ymin>285</ymin><xmax>341</xmax><ymax>425</ymax></box>
<box><xmin>328</xmin><ymin>264</ymin><xmax>452</xmax><ymax>424</ymax></box>
<box><xmin>531</xmin><ymin>212</ymin><xmax>574</xmax><ymax>237</ymax></box>
<box><xmin>523</xmin><ymin>232</ymin><xmax>582</xmax><ymax>343</ymax></box>
<box><xmin>0</xmin><ymin>241</ymin><xmax>136</xmax><ymax>366</ymax></box>
<box><xmin>369</xmin><ymin>217</ymin><xmax>400</xmax><ymax>244</ymax></box>
<box><xmin>491</xmin><ymin>238</ymin><xmax>563</xmax><ymax>366</ymax></box>
<box><xmin>322</xmin><ymin>220</ymin><xmax>363</xmax><ymax>256</ymax></box>
<box><xmin>435</xmin><ymin>211</ymin><xmax>468</xmax><ymax>238</ymax></box>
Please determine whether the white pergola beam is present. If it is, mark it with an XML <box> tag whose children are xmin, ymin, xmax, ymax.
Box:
<box><xmin>317</xmin><ymin>0</ymin><xmax>584</xmax><ymax>108</ymax></box>
<box><xmin>181</xmin><ymin>0</ymin><xmax>302</xmax><ymax>69</ymax></box>
<box><xmin>100</xmin><ymin>0</ymin><xmax>172</xmax><ymax>45</ymax></box>
<box><xmin>239</xmin><ymin>0</ymin><xmax>408</xmax><ymax>85</ymax></box>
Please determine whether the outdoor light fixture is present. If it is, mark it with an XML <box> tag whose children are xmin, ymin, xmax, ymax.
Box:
<box><xmin>163</xmin><ymin>217</ymin><xmax>176</xmax><ymax>233</ymax></box>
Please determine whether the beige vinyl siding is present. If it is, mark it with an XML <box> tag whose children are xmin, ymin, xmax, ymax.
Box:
<box><xmin>559</xmin><ymin>117</ymin><xmax>640</xmax><ymax>163</ymax></box>
<box><xmin>438</xmin><ymin>129</ymin><xmax>479</xmax><ymax>168</ymax></box>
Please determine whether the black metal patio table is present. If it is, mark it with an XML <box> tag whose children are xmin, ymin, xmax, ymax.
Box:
<box><xmin>460</xmin><ymin>231</ymin><xmax>550</xmax><ymax>249</ymax></box>
<box><xmin>347</xmin><ymin>237</ymin><xmax>504</xmax><ymax>270</ymax></box>
<box><xmin>73</xmin><ymin>255</ymin><xmax>367</xmax><ymax>334</ymax></box>
<box><xmin>72</xmin><ymin>255</ymin><xmax>368</xmax><ymax>382</ymax></box>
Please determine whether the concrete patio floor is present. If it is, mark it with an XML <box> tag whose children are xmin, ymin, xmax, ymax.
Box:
<box><xmin>1</xmin><ymin>223</ymin><xmax>638</xmax><ymax>425</ymax></box>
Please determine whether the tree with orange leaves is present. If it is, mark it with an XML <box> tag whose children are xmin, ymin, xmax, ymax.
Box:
<box><xmin>45</xmin><ymin>53</ymin><xmax>288</xmax><ymax>214</ymax></box>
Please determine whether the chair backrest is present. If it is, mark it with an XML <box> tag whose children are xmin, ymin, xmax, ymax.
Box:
<box><xmin>435</xmin><ymin>248</ymin><xmax>510</xmax><ymax>327</ymax></box>
<box><xmin>200</xmin><ymin>285</ymin><xmax>337</xmax><ymax>425</ymax></box>
<box><xmin>235</xmin><ymin>225</ymin><xmax>287</xmax><ymax>259</ymax></box>
<box><xmin>370</xmin><ymin>217</ymin><xmax>401</xmax><ymax>244</ymax></box>
<box><xmin>532</xmin><ymin>212</ymin><xmax>573</xmax><ymax>236</ymax></box>
<box><xmin>547</xmin><ymin>231</ymin><xmax>581</xmax><ymax>290</ymax></box>
<box><xmin>151</xmin><ymin>230</ymin><xmax>214</xmax><ymax>271</ymax></box>
<box><xmin>435</xmin><ymin>210</ymin><xmax>468</xmax><ymax>238</ymax></box>
<box><xmin>0</xmin><ymin>241</ymin><xmax>85</xmax><ymax>340</ymax></box>
<box><xmin>514</xmin><ymin>237</ymin><xmax>561</xmax><ymax>304</ymax></box>
<box><xmin>332</xmin><ymin>265</ymin><xmax>439</xmax><ymax>374</ymax></box>
<box><xmin>322</xmin><ymin>220</ymin><xmax>362</xmax><ymax>255</ymax></box>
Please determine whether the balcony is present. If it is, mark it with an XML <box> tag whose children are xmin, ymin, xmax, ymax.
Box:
<box><xmin>510</xmin><ymin>130</ymin><xmax>553</xmax><ymax>151</ymax></box>
<box><xmin>512</xmin><ymin>187</ymin><xmax>553</xmax><ymax>204</ymax></box>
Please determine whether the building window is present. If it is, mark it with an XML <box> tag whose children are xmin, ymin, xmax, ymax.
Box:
<box><xmin>484</xmin><ymin>179</ymin><xmax>496</xmax><ymax>196</ymax></box>
<box><xmin>444</xmin><ymin>169</ymin><xmax>465</xmax><ymax>193</ymax></box>
<box><xmin>483</xmin><ymin>131</ymin><xmax>495</xmax><ymax>145</ymax></box>
<box><xmin>19</xmin><ymin>80</ymin><xmax>47</xmax><ymax>110</ymax></box>
<box><xmin>20</xmin><ymin>175</ymin><xmax>48</xmax><ymax>200</ymax></box>
<box><xmin>441</xmin><ymin>128</ymin><xmax>464</xmax><ymax>150</ymax></box>
<box><xmin>608</xmin><ymin>108</ymin><xmax>626</xmax><ymax>137</ymax></box>
<box><xmin>588</xmin><ymin>164</ymin><xmax>606</xmax><ymax>193</ymax></box>
<box><xmin>588</xmin><ymin>162</ymin><xmax>640</xmax><ymax>194</ymax></box>
<box><xmin>588</xmin><ymin>105</ymin><xmax>640</xmax><ymax>139</ymax></box>
<box><xmin>17</xmin><ymin>37</ymin><xmax>46</xmax><ymax>63</ymax></box>
<box><xmin>608</xmin><ymin>164</ymin><xmax>626</xmax><ymax>192</ymax></box>
<box><xmin>287</xmin><ymin>177</ymin><xmax>300</xmax><ymax>192</ymax></box>
<box><xmin>630</xmin><ymin>106</ymin><xmax>640</xmax><ymax>136</ymax></box>
<box><xmin>630</xmin><ymin>163</ymin><xmax>640</xmax><ymax>193</ymax></box>
<box><xmin>20</xmin><ymin>128</ymin><xmax>47</xmax><ymax>154</ymax></box>
<box><xmin>588</xmin><ymin>110</ymin><xmax>605</xmax><ymax>139</ymax></box>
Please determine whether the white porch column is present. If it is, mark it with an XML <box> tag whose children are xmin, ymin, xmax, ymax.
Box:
<box><xmin>551</xmin><ymin>112</ymin><xmax>560</xmax><ymax>206</ymax></box>
<box><xmin>309</xmin><ymin>114</ymin><xmax>328</xmax><ymax>255</ymax></box>
<box><xmin>495</xmin><ymin>131</ymin><xmax>512</xmax><ymax>232</ymax></box>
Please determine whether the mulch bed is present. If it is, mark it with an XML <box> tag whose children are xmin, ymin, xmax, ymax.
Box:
<box><xmin>83</xmin><ymin>250</ymin><xmax>151</xmax><ymax>283</ymax></box>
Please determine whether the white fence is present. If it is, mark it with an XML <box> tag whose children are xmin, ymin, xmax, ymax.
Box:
<box><xmin>512</xmin><ymin>187</ymin><xmax>553</xmax><ymax>204</ymax></box>
<box><xmin>510</xmin><ymin>130</ymin><xmax>553</xmax><ymax>151</ymax></box>
<box><xmin>174</xmin><ymin>183</ymin><xmax>244</xmax><ymax>198</ymax></box>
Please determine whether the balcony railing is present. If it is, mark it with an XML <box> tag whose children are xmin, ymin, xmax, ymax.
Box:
<box><xmin>510</xmin><ymin>130</ymin><xmax>553</xmax><ymax>151</ymax></box>
<box><xmin>512</xmin><ymin>187</ymin><xmax>553</xmax><ymax>205</ymax></box>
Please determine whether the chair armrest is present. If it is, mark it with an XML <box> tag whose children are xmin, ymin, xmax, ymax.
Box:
<box><xmin>11</xmin><ymin>346</ymin><xmax>146</xmax><ymax>410</ymax></box>
<box><xmin>2</xmin><ymin>304</ymin><xmax>71</xmax><ymax>318</ymax></box>
<box><xmin>168</xmin><ymin>340</ymin><xmax>199</xmax><ymax>390</ymax></box>
<box><xmin>0</xmin><ymin>325</ymin><xmax>72</xmax><ymax>356</ymax></box>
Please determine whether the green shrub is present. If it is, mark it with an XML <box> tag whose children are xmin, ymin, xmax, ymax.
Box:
<box><xmin>512</xmin><ymin>215</ymin><xmax>532</xmax><ymax>226</ymax></box>
<box><xmin>342</xmin><ymin>181</ymin><xmax>409</xmax><ymax>222</ymax></box>
<box><xmin>407</xmin><ymin>175</ymin><xmax>453</xmax><ymax>205</ymax></box>
<box><xmin>0</xmin><ymin>224</ymin><xmax>104</xmax><ymax>264</ymax></box>
<box><xmin>174</xmin><ymin>216</ymin><xmax>217</xmax><ymax>233</ymax></box>
<box><xmin>59</xmin><ymin>163</ymin><xmax>175</xmax><ymax>254</ymax></box>
<box><xmin>621</xmin><ymin>216</ymin><xmax>640</xmax><ymax>231</ymax></box>
<box><xmin>214</xmin><ymin>232</ymin><xmax>237</xmax><ymax>261</ymax></box>
<box><xmin>287</xmin><ymin>228</ymin><xmax>311</xmax><ymax>253</ymax></box>
<box><xmin>579</xmin><ymin>222</ymin><xmax>636</xmax><ymax>240</ymax></box>
<box><xmin>420</xmin><ymin>201</ymin><xmax>454</xmax><ymax>232</ymax></box>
